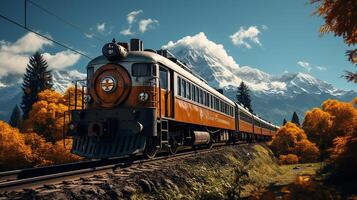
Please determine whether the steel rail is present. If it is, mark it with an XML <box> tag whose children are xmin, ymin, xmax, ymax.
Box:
<box><xmin>0</xmin><ymin>143</ymin><xmax>241</xmax><ymax>192</ymax></box>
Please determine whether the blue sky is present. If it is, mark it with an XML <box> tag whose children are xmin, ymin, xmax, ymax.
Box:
<box><xmin>0</xmin><ymin>0</ymin><xmax>355</xmax><ymax>90</ymax></box>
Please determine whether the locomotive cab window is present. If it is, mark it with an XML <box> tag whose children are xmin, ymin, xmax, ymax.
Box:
<box><xmin>159</xmin><ymin>67</ymin><xmax>168</xmax><ymax>89</ymax></box>
<box><xmin>132</xmin><ymin>63</ymin><xmax>154</xmax><ymax>77</ymax></box>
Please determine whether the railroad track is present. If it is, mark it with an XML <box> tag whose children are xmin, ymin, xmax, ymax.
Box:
<box><xmin>0</xmin><ymin>143</ymin><xmax>239</xmax><ymax>192</ymax></box>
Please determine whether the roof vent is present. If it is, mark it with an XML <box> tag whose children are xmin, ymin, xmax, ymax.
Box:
<box><xmin>130</xmin><ymin>38</ymin><xmax>143</xmax><ymax>51</ymax></box>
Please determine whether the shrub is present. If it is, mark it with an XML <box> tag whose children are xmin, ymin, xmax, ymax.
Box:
<box><xmin>0</xmin><ymin>121</ymin><xmax>32</xmax><ymax>170</ymax></box>
<box><xmin>270</xmin><ymin>122</ymin><xmax>319</xmax><ymax>163</ymax></box>
<box><xmin>279</xmin><ymin>154</ymin><xmax>299</xmax><ymax>165</ymax></box>
<box><xmin>294</xmin><ymin>140</ymin><xmax>320</xmax><ymax>163</ymax></box>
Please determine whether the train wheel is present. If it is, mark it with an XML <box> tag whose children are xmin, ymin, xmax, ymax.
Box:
<box><xmin>168</xmin><ymin>142</ymin><xmax>178</xmax><ymax>155</ymax></box>
<box><xmin>144</xmin><ymin>138</ymin><xmax>158</xmax><ymax>159</ymax></box>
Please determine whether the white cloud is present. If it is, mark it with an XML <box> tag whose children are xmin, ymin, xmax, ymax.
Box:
<box><xmin>261</xmin><ymin>25</ymin><xmax>268</xmax><ymax>30</ymax></box>
<box><xmin>43</xmin><ymin>50</ymin><xmax>81</xmax><ymax>70</ymax></box>
<box><xmin>316</xmin><ymin>66</ymin><xmax>326</xmax><ymax>71</ymax></box>
<box><xmin>84</xmin><ymin>33</ymin><xmax>94</xmax><ymax>38</ymax></box>
<box><xmin>229</xmin><ymin>26</ymin><xmax>262</xmax><ymax>48</ymax></box>
<box><xmin>120</xmin><ymin>26</ymin><xmax>134</xmax><ymax>36</ymax></box>
<box><xmin>96</xmin><ymin>23</ymin><xmax>105</xmax><ymax>33</ymax></box>
<box><xmin>0</xmin><ymin>32</ymin><xmax>81</xmax><ymax>77</ymax></box>
<box><xmin>127</xmin><ymin>10</ymin><xmax>143</xmax><ymax>24</ymax></box>
<box><xmin>139</xmin><ymin>18</ymin><xmax>159</xmax><ymax>33</ymax></box>
<box><xmin>297</xmin><ymin>61</ymin><xmax>312</xmax><ymax>71</ymax></box>
<box><xmin>162</xmin><ymin>32</ymin><xmax>240</xmax><ymax>76</ymax></box>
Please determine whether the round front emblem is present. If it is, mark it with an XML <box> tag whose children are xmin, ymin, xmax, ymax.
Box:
<box><xmin>100</xmin><ymin>76</ymin><xmax>116</xmax><ymax>92</ymax></box>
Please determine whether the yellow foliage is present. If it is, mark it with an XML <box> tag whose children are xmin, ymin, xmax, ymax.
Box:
<box><xmin>270</xmin><ymin>122</ymin><xmax>307</xmax><ymax>155</ymax></box>
<box><xmin>271</xmin><ymin>122</ymin><xmax>319</xmax><ymax>163</ymax></box>
<box><xmin>322</xmin><ymin>99</ymin><xmax>357</xmax><ymax>137</ymax></box>
<box><xmin>24</xmin><ymin>132</ymin><xmax>81</xmax><ymax>167</ymax></box>
<box><xmin>303</xmin><ymin>98</ymin><xmax>357</xmax><ymax>158</ymax></box>
<box><xmin>0</xmin><ymin>121</ymin><xmax>32</xmax><ymax>170</ymax></box>
<box><xmin>303</xmin><ymin>108</ymin><xmax>332</xmax><ymax>148</ymax></box>
<box><xmin>294</xmin><ymin>140</ymin><xmax>320</xmax><ymax>163</ymax></box>
<box><xmin>279</xmin><ymin>154</ymin><xmax>299</xmax><ymax>165</ymax></box>
<box><xmin>63</xmin><ymin>86</ymin><xmax>83</xmax><ymax>110</ymax></box>
<box><xmin>24</xmin><ymin>89</ymin><xmax>67</xmax><ymax>142</ymax></box>
<box><xmin>301</xmin><ymin>98</ymin><xmax>357</xmax><ymax>180</ymax></box>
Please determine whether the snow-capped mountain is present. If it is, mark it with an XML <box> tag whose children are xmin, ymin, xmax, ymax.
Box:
<box><xmin>163</xmin><ymin>32</ymin><xmax>356</xmax><ymax>124</ymax></box>
<box><xmin>52</xmin><ymin>70</ymin><xmax>86</xmax><ymax>93</ymax></box>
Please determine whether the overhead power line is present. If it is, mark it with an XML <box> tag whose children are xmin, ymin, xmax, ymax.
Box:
<box><xmin>0</xmin><ymin>13</ymin><xmax>93</xmax><ymax>60</ymax></box>
<box><xmin>27</xmin><ymin>0</ymin><xmax>106</xmax><ymax>43</ymax></box>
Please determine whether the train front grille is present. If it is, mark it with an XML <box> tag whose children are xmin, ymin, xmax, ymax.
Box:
<box><xmin>71</xmin><ymin>131</ymin><xmax>146</xmax><ymax>158</ymax></box>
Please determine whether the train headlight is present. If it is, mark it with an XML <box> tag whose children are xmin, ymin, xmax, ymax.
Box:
<box><xmin>102</xmin><ymin>42</ymin><xmax>128</xmax><ymax>61</ymax></box>
<box><xmin>138</xmin><ymin>92</ymin><xmax>149</xmax><ymax>102</ymax></box>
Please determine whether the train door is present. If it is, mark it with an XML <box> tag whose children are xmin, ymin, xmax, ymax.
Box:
<box><xmin>159</xmin><ymin>66</ymin><xmax>172</xmax><ymax>118</ymax></box>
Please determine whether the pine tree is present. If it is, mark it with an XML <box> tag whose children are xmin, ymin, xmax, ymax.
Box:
<box><xmin>236</xmin><ymin>81</ymin><xmax>253</xmax><ymax>113</ymax></box>
<box><xmin>283</xmin><ymin>118</ymin><xmax>287</xmax><ymax>126</ymax></box>
<box><xmin>21</xmin><ymin>52</ymin><xmax>53</xmax><ymax>119</ymax></box>
<box><xmin>8</xmin><ymin>105</ymin><xmax>22</xmax><ymax>128</ymax></box>
<box><xmin>291</xmin><ymin>112</ymin><xmax>300</xmax><ymax>126</ymax></box>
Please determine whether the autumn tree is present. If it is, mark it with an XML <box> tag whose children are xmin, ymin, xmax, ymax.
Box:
<box><xmin>8</xmin><ymin>104</ymin><xmax>22</xmax><ymax>128</ymax></box>
<box><xmin>302</xmin><ymin>98</ymin><xmax>357</xmax><ymax>180</ymax></box>
<box><xmin>24</xmin><ymin>132</ymin><xmax>80</xmax><ymax>166</ymax></box>
<box><xmin>21</xmin><ymin>52</ymin><xmax>53</xmax><ymax>119</ymax></box>
<box><xmin>311</xmin><ymin>0</ymin><xmax>357</xmax><ymax>82</ymax></box>
<box><xmin>303</xmin><ymin>108</ymin><xmax>333</xmax><ymax>156</ymax></box>
<box><xmin>0</xmin><ymin>121</ymin><xmax>32</xmax><ymax>170</ymax></box>
<box><xmin>270</xmin><ymin>122</ymin><xmax>319</xmax><ymax>163</ymax></box>
<box><xmin>236</xmin><ymin>81</ymin><xmax>253</xmax><ymax>113</ymax></box>
<box><xmin>291</xmin><ymin>112</ymin><xmax>300</xmax><ymax>126</ymax></box>
<box><xmin>24</xmin><ymin>89</ymin><xmax>67</xmax><ymax>142</ymax></box>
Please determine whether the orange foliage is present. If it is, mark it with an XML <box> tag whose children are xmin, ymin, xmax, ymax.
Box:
<box><xmin>279</xmin><ymin>154</ymin><xmax>299</xmax><ymax>165</ymax></box>
<box><xmin>63</xmin><ymin>86</ymin><xmax>83</xmax><ymax>110</ymax></box>
<box><xmin>0</xmin><ymin>121</ymin><xmax>32</xmax><ymax>170</ymax></box>
<box><xmin>303</xmin><ymin>99</ymin><xmax>357</xmax><ymax>155</ymax></box>
<box><xmin>302</xmin><ymin>98</ymin><xmax>357</xmax><ymax>180</ymax></box>
<box><xmin>329</xmin><ymin>134</ymin><xmax>357</xmax><ymax>181</ymax></box>
<box><xmin>23</xmin><ymin>89</ymin><xmax>68</xmax><ymax>142</ymax></box>
<box><xmin>270</xmin><ymin>122</ymin><xmax>319</xmax><ymax>163</ymax></box>
<box><xmin>322</xmin><ymin>99</ymin><xmax>357</xmax><ymax>137</ymax></box>
<box><xmin>303</xmin><ymin>108</ymin><xmax>332</xmax><ymax>150</ymax></box>
<box><xmin>294</xmin><ymin>140</ymin><xmax>320</xmax><ymax>163</ymax></box>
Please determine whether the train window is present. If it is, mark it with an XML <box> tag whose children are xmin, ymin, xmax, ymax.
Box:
<box><xmin>199</xmin><ymin>89</ymin><xmax>203</xmax><ymax>104</ymax></box>
<box><xmin>181</xmin><ymin>79</ymin><xmax>186</xmax><ymax>97</ymax></box>
<box><xmin>207</xmin><ymin>93</ymin><xmax>210</xmax><ymax>107</ymax></box>
<box><xmin>202</xmin><ymin>91</ymin><xmax>206</xmax><ymax>106</ymax></box>
<box><xmin>132</xmin><ymin>63</ymin><xmax>152</xmax><ymax>77</ymax></box>
<box><xmin>191</xmin><ymin>84</ymin><xmax>195</xmax><ymax>101</ymax></box>
<box><xmin>177</xmin><ymin>77</ymin><xmax>181</xmax><ymax>96</ymax></box>
<box><xmin>195</xmin><ymin>87</ymin><xmax>199</xmax><ymax>102</ymax></box>
<box><xmin>210</xmin><ymin>95</ymin><xmax>213</xmax><ymax>109</ymax></box>
<box><xmin>186</xmin><ymin>82</ymin><xmax>191</xmax><ymax>99</ymax></box>
<box><xmin>206</xmin><ymin>94</ymin><xmax>209</xmax><ymax>107</ymax></box>
<box><xmin>159</xmin><ymin>67</ymin><xmax>168</xmax><ymax>89</ymax></box>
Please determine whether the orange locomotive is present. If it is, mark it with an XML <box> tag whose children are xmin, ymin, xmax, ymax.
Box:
<box><xmin>66</xmin><ymin>39</ymin><xmax>279</xmax><ymax>158</ymax></box>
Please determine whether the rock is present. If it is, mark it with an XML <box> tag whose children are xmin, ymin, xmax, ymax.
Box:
<box><xmin>138</xmin><ymin>179</ymin><xmax>151</xmax><ymax>193</ymax></box>
<box><xmin>43</xmin><ymin>184</ymin><xmax>57</xmax><ymax>189</ymax></box>
<box><xmin>122</xmin><ymin>186</ymin><xmax>136</xmax><ymax>197</ymax></box>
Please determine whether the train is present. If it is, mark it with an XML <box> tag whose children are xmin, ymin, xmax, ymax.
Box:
<box><xmin>65</xmin><ymin>38</ymin><xmax>279</xmax><ymax>159</ymax></box>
